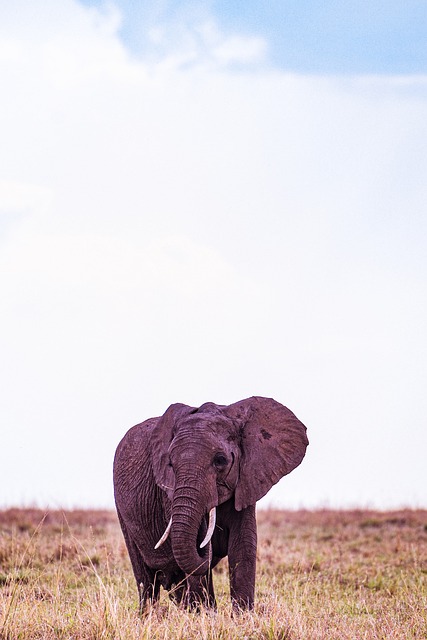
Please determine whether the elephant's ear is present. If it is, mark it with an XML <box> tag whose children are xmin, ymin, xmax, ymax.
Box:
<box><xmin>224</xmin><ymin>396</ymin><xmax>308</xmax><ymax>511</ymax></box>
<box><xmin>151</xmin><ymin>403</ymin><xmax>196</xmax><ymax>499</ymax></box>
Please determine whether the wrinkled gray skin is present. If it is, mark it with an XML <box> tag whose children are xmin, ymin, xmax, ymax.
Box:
<box><xmin>113</xmin><ymin>396</ymin><xmax>308</xmax><ymax>611</ymax></box>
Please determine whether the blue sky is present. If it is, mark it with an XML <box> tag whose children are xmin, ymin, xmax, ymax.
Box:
<box><xmin>79</xmin><ymin>0</ymin><xmax>427</xmax><ymax>73</ymax></box>
<box><xmin>1</xmin><ymin>0</ymin><xmax>426</xmax><ymax>510</ymax></box>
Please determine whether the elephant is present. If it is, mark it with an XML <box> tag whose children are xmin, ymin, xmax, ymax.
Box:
<box><xmin>113</xmin><ymin>396</ymin><xmax>308</xmax><ymax>611</ymax></box>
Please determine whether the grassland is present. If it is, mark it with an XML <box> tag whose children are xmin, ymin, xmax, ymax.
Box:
<box><xmin>0</xmin><ymin>508</ymin><xmax>426</xmax><ymax>639</ymax></box>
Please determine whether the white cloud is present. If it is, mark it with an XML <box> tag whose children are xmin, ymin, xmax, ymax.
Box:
<box><xmin>145</xmin><ymin>17</ymin><xmax>267</xmax><ymax>70</ymax></box>
<box><xmin>197</xmin><ymin>21</ymin><xmax>267</xmax><ymax>65</ymax></box>
<box><xmin>0</xmin><ymin>1</ymin><xmax>426</xmax><ymax>508</ymax></box>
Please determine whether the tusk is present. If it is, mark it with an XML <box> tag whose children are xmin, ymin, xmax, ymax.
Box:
<box><xmin>200</xmin><ymin>507</ymin><xmax>216</xmax><ymax>548</ymax></box>
<box><xmin>154</xmin><ymin>516</ymin><xmax>172</xmax><ymax>549</ymax></box>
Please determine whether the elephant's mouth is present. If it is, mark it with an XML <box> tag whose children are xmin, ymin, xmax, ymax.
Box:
<box><xmin>154</xmin><ymin>507</ymin><xmax>216</xmax><ymax>551</ymax></box>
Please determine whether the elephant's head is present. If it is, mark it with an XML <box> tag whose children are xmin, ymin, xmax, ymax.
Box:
<box><xmin>150</xmin><ymin>396</ymin><xmax>308</xmax><ymax>575</ymax></box>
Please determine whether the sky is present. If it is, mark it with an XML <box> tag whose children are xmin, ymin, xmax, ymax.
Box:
<box><xmin>1</xmin><ymin>0</ymin><xmax>426</xmax><ymax>510</ymax></box>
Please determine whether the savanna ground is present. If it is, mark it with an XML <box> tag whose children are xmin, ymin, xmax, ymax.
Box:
<box><xmin>0</xmin><ymin>508</ymin><xmax>426</xmax><ymax>639</ymax></box>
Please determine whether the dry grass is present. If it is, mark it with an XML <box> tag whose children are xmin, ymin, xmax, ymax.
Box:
<box><xmin>0</xmin><ymin>507</ymin><xmax>426</xmax><ymax>639</ymax></box>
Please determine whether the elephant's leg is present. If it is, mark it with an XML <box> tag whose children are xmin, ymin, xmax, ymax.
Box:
<box><xmin>117</xmin><ymin>511</ymin><xmax>160</xmax><ymax>612</ymax></box>
<box><xmin>184</xmin><ymin>569</ymin><xmax>216</xmax><ymax>610</ymax></box>
<box><xmin>204</xmin><ymin>568</ymin><xmax>217</xmax><ymax>608</ymax></box>
<box><xmin>168</xmin><ymin>571</ymin><xmax>186</xmax><ymax>605</ymax></box>
<box><xmin>227</xmin><ymin>505</ymin><xmax>257</xmax><ymax>610</ymax></box>
<box><xmin>138</xmin><ymin>567</ymin><xmax>161</xmax><ymax>613</ymax></box>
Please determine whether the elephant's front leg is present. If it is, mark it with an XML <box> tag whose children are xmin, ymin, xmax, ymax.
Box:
<box><xmin>227</xmin><ymin>504</ymin><xmax>257</xmax><ymax>610</ymax></box>
<box><xmin>116</xmin><ymin>510</ymin><xmax>160</xmax><ymax>613</ymax></box>
<box><xmin>184</xmin><ymin>569</ymin><xmax>216</xmax><ymax>610</ymax></box>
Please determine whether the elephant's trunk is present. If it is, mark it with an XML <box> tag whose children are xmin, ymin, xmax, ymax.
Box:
<box><xmin>171</xmin><ymin>477</ymin><xmax>212</xmax><ymax>576</ymax></box>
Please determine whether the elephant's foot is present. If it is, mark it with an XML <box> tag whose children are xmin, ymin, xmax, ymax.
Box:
<box><xmin>182</xmin><ymin>574</ymin><xmax>216</xmax><ymax>611</ymax></box>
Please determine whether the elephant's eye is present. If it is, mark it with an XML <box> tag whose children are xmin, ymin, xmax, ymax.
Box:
<box><xmin>213</xmin><ymin>453</ymin><xmax>228</xmax><ymax>468</ymax></box>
